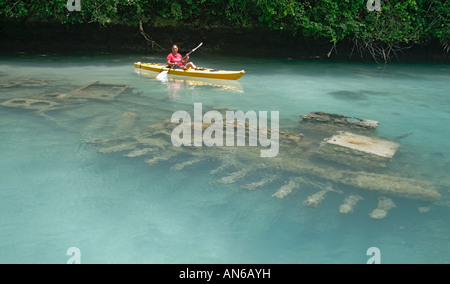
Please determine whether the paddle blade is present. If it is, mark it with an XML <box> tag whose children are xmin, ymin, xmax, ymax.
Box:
<box><xmin>156</xmin><ymin>71</ymin><xmax>168</xmax><ymax>81</ymax></box>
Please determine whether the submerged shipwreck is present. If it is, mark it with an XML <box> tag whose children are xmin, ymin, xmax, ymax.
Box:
<box><xmin>0</xmin><ymin>76</ymin><xmax>443</xmax><ymax>219</ymax></box>
<box><xmin>90</xmin><ymin>113</ymin><xmax>441</xmax><ymax>219</ymax></box>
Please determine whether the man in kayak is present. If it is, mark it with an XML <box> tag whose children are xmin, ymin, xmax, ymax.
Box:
<box><xmin>166</xmin><ymin>44</ymin><xmax>198</xmax><ymax>70</ymax></box>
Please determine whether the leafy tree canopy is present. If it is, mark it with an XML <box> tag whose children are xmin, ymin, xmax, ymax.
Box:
<box><xmin>1</xmin><ymin>0</ymin><xmax>448</xmax><ymax>61</ymax></box>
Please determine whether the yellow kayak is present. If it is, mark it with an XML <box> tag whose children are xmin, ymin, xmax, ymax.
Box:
<box><xmin>134</xmin><ymin>62</ymin><xmax>245</xmax><ymax>80</ymax></box>
<box><xmin>135</xmin><ymin>68</ymin><xmax>244</xmax><ymax>93</ymax></box>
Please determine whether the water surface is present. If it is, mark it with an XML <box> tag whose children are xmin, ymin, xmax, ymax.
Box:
<box><xmin>0</xmin><ymin>54</ymin><xmax>449</xmax><ymax>264</ymax></box>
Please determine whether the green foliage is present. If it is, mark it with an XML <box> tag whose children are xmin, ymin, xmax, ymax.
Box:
<box><xmin>1</xmin><ymin>0</ymin><xmax>29</xmax><ymax>19</ymax></box>
<box><xmin>0</xmin><ymin>0</ymin><xmax>448</xmax><ymax>59</ymax></box>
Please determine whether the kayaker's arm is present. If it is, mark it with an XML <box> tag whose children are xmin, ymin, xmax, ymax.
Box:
<box><xmin>166</xmin><ymin>59</ymin><xmax>175</xmax><ymax>66</ymax></box>
<box><xmin>182</xmin><ymin>55</ymin><xmax>189</xmax><ymax>64</ymax></box>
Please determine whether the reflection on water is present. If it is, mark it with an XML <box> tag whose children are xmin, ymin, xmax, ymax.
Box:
<box><xmin>135</xmin><ymin>68</ymin><xmax>244</xmax><ymax>97</ymax></box>
<box><xmin>0</xmin><ymin>55</ymin><xmax>449</xmax><ymax>264</ymax></box>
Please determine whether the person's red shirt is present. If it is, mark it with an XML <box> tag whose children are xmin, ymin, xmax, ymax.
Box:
<box><xmin>167</xmin><ymin>53</ymin><xmax>183</xmax><ymax>66</ymax></box>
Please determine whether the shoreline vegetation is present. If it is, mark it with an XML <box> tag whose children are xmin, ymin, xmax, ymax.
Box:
<box><xmin>0</xmin><ymin>0</ymin><xmax>449</xmax><ymax>63</ymax></box>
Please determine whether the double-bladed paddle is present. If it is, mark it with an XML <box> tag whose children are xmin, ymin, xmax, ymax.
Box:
<box><xmin>156</xmin><ymin>42</ymin><xmax>203</xmax><ymax>81</ymax></box>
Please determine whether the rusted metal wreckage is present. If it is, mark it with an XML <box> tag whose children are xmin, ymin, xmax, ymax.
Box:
<box><xmin>0</xmin><ymin>79</ymin><xmax>442</xmax><ymax>219</ymax></box>
<box><xmin>88</xmin><ymin>112</ymin><xmax>440</xmax><ymax>221</ymax></box>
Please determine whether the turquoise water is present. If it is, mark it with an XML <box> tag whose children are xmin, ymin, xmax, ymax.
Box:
<box><xmin>0</xmin><ymin>54</ymin><xmax>449</xmax><ymax>264</ymax></box>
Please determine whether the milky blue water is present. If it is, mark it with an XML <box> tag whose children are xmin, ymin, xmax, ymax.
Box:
<box><xmin>0</xmin><ymin>54</ymin><xmax>449</xmax><ymax>264</ymax></box>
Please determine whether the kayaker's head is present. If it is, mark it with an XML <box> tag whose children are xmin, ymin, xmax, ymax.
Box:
<box><xmin>171</xmin><ymin>45</ymin><xmax>179</xmax><ymax>55</ymax></box>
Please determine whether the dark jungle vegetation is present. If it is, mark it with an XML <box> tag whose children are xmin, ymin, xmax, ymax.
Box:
<box><xmin>1</xmin><ymin>0</ymin><xmax>448</xmax><ymax>62</ymax></box>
